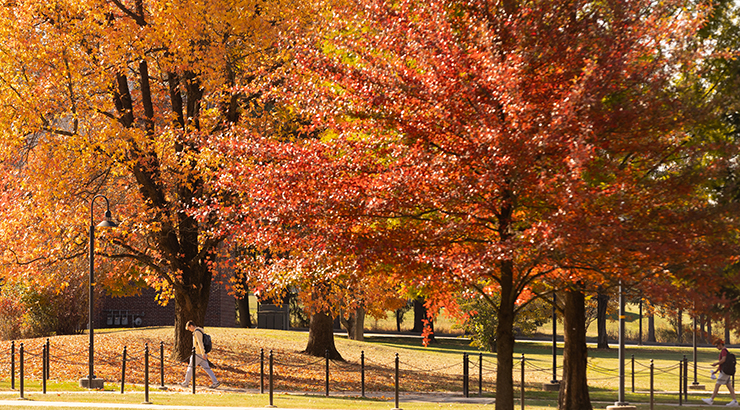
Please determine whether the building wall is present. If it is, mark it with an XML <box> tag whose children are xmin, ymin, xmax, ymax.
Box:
<box><xmin>99</xmin><ymin>282</ymin><xmax>235</xmax><ymax>328</ymax></box>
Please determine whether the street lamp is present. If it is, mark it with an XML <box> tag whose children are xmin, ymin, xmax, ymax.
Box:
<box><xmin>80</xmin><ymin>195</ymin><xmax>117</xmax><ymax>389</ymax></box>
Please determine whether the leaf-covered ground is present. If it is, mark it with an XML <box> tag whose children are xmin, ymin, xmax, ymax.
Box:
<box><xmin>0</xmin><ymin>327</ymin><xmax>492</xmax><ymax>394</ymax></box>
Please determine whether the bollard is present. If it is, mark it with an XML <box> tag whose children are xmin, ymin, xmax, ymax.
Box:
<box><xmin>361</xmin><ymin>351</ymin><xmax>365</xmax><ymax>398</ymax></box>
<box><xmin>683</xmin><ymin>356</ymin><xmax>688</xmax><ymax>402</ymax></box>
<box><xmin>269</xmin><ymin>350</ymin><xmax>274</xmax><ymax>408</ymax></box>
<box><xmin>160</xmin><ymin>341</ymin><xmax>165</xmax><ymax>389</ymax></box>
<box><xmin>42</xmin><ymin>343</ymin><xmax>47</xmax><ymax>394</ymax></box>
<box><xmin>650</xmin><ymin>359</ymin><xmax>654</xmax><ymax>410</ymax></box>
<box><xmin>325</xmin><ymin>349</ymin><xmax>330</xmax><ymax>397</ymax></box>
<box><xmin>631</xmin><ymin>354</ymin><xmax>634</xmax><ymax>393</ymax></box>
<box><xmin>394</xmin><ymin>353</ymin><xmax>400</xmax><ymax>410</ymax></box>
<box><xmin>19</xmin><ymin>342</ymin><xmax>24</xmax><ymax>400</ymax></box>
<box><xmin>479</xmin><ymin>352</ymin><xmax>483</xmax><ymax>397</ymax></box>
<box><xmin>520</xmin><ymin>354</ymin><xmax>525</xmax><ymax>410</ymax></box>
<box><xmin>143</xmin><ymin>343</ymin><xmax>151</xmax><ymax>404</ymax></box>
<box><xmin>678</xmin><ymin>359</ymin><xmax>682</xmax><ymax>406</ymax></box>
<box><xmin>192</xmin><ymin>347</ymin><xmax>196</xmax><ymax>395</ymax></box>
<box><xmin>46</xmin><ymin>338</ymin><xmax>50</xmax><ymax>381</ymax></box>
<box><xmin>463</xmin><ymin>353</ymin><xmax>469</xmax><ymax>397</ymax></box>
<box><xmin>121</xmin><ymin>346</ymin><xmax>127</xmax><ymax>394</ymax></box>
<box><xmin>260</xmin><ymin>348</ymin><xmax>265</xmax><ymax>394</ymax></box>
<box><xmin>11</xmin><ymin>340</ymin><xmax>15</xmax><ymax>390</ymax></box>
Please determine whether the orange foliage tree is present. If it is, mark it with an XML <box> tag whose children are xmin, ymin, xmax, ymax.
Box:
<box><xmin>0</xmin><ymin>0</ymin><xmax>314</xmax><ymax>360</ymax></box>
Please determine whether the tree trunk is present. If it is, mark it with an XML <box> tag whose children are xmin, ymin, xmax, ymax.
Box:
<box><xmin>237</xmin><ymin>295</ymin><xmax>251</xmax><ymax>328</ymax></box>
<box><xmin>172</xmin><ymin>277</ymin><xmax>212</xmax><ymax>362</ymax></box>
<box><xmin>412</xmin><ymin>298</ymin><xmax>426</xmax><ymax>333</ymax></box>
<box><xmin>647</xmin><ymin>312</ymin><xmax>656</xmax><ymax>343</ymax></box>
<box><xmin>596</xmin><ymin>292</ymin><xmax>609</xmax><ymax>349</ymax></box>
<box><xmin>495</xmin><ymin>260</ymin><xmax>516</xmax><ymax>410</ymax></box>
<box><xmin>340</xmin><ymin>308</ymin><xmax>365</xmax><ymax>341</ymax></box>
<box><xmin>677</xmin><ymin>308</ymin><xmax>683</xmax><ymax>344</ymax></box>
<box><xmin>726</xmin><ymin>316</ymin><xmax>731</xmax><ymax>345</ymax></box>
<box><xmin>304</xmin><ymin>311</ymin><xmax>343</xmax><ymax>360</ymax></box>
<box><xmin>558</xmin><ymin>289</ymin><xmax>592</xmax><ymax>410</ymax></box>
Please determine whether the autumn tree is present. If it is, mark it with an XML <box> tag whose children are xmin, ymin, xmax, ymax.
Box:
<box><xmin>210</xmin><ymin>1</ymin><xmax>729</xmax><ymax>409</ymax></box>
<box><xmin>0</xmin><ymin>0</ymin><xmax>312</xmax><ymax>360</ymax></box>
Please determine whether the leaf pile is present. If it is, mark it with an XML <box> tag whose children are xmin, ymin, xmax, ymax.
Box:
<box><xmin>0</xmin><ymin>328</ymin><xmax>485</xmax><ymax>394</ymax></box>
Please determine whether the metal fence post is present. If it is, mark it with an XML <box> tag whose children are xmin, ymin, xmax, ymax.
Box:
<box><xmin>121</xmin><ymin>346</ymin><xmax>127</xmax><ymax>394</ymax></box>
<box><xmin>479</xmin><ymin>352</ymin><xmax>483</xmax><ymax>397</ymax></box>
<box><xmin>393</xmin><ymin>353</ymin><xmax>400</xmax><ymax>410</ymax></box>
<box><xmin>19</xmin><ymin>342</ymin><xmax>24</xmax><ymax>400</ymax></box>
<box><xmin>463</xmin><ymin>352</ymin><xmax>469</xmax><ymax>397</ymax></box>
<box><xmin>650</xmin><ymin>359</ymin><xmax>654</xmax><ymax>410</ymax></box>
<box><xmin>631</xmin><ymin>354</ymin><xmax>635</xmax><ymax>393</ymax></box>
<box><xmin>160</xmin><ymin>341</ymin><xmax>165</xmax><ymax>389</ymax></box>
<box><xmin>520</xmin><ymin>354</ymin><xmax>525</xmax><ymax>410</ymax></box>
<box><xmin>269</xmin><ymin>350</ymin><xmax>274</xmax><ymax>407</ymax></box>
<box><xmin>325</xmin><ymin>349</ymin><xmax>330</xmax><ymax>397</ymax></box>
<box><xmin>361</xmin><ymin>350</ymin><xmax>365</xmax><ymax>398</ymax></box>
<box><xmin>678</xmin><ymin>358</ymin><xmax>683</xmax><ymax>406</ymax></box>
<box><xmin>144</xmin><ymin>343</ymin><xmax>151</xmax><ymax>404</ymax></box>
<box><xmin>11</xmin><ymin>340</ymin><xmax>15</xmax><ymax>390</ymax></box>
<box><xmin>260</xmin><ymin>348</ymin><xmax>265</xmax><ymax>394</ymax></box>
<box><xmin>191</xmin><ymin>347</ymin><xmax>196</xmax><ymax>394</ymax></box>
<box><xmin>42</xmin><ymin>343</ymin><xmax>47</xmax><ymax>394</ymax></box>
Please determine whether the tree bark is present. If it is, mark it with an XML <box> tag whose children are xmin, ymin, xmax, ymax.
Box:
<box><xmin>237</xmin><ymin>295</ymin><xmax>252</xmax><ymax>328</ymax></box>
<box><xmin>304</xmin><ymin>311</ymin><xmax>343</xmax><ymax>360</ymax></box>
<box><xmin>559</xmin><ymin>289</ymin><xmax>592</xmax><ymax>410</ymax></box>
<box><xmin>596</xmin><ymin>292</ymin><xmax>610</xmax><ymax>349</ymax></box>
<box><xmin>172</xmin><ymin>272</ymin><xmax>212</xmax><ymax>361</ymax></box>
<box><xmin>412</xmin><ymin>298</ymin><xmax>426</xmax><ymax>333</ymax></box>
<box><xmin>495</xmin><ymin>259</ymin><xmax>516</xmax><ymax>410</ymax></box>
<box><xmin>647</xmin><ymin>312</ymin><xmax>656</xmax><ymax>343</ymax></box>
<box><xmin>340</xmin><ymin>308</ymin><xmax>365</xmax><ymax>341</ymax></box>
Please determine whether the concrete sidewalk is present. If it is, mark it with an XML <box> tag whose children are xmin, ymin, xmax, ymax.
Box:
<box><xmin>0</xmin><ymin>388</ymin><xmax>496</xmax><ymax>409</ymax></box>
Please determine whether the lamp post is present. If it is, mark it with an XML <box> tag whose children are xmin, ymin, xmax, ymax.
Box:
<box><xmin>80</xmin><ymin>195</ymin><xmax>117</xmax><ymax>389</ymax></box>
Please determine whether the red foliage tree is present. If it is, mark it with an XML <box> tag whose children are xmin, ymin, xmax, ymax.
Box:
<box><xmin>215</xmin><ymin>1</ymin><xmax>736</xmax><ymax>408</ymax></box>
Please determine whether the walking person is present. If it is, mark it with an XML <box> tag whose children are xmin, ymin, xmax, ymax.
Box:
<box><xmin>180</xmin><ymin>320</ymin><xmax>220</xmax><ymax>389</ymax></box>
<box><xmin>703</xmin><ymin>339</ymin><xmax>738</xmax><ymax>406</ymax></box>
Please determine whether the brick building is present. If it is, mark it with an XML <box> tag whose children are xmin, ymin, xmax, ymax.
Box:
<box><xmin>98</xmin><ymin>282</ymin><xmax>236</xmax><ymax>329</ymax></box>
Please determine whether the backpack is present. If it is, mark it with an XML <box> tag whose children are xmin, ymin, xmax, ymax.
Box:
<box><xmin>196</xmin><ymin>329</ymin><xmax>212</xmax><ymax>354</ymax></box>
<box><xmin>723</xmin><ymin>351</ymin><xmax>736</xmax><ymax>376</ymax></box>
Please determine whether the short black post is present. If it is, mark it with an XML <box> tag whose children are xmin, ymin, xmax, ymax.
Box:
<box><xmin>45</xmin><ymin>338</ymin><xmax>50</xmax><ymax>381</ymax></box>
<box><xmin>520</xmin><ymin>354</ymin><xmax>525</xmax><ymax>410</ymax></box>
<box><xmin>678</xmin><ymin>359</ymin><xmax>683</xmax><ymax>406</ymax></box>
<box><xmin>650</xmin><ymin>359</ymin><xmax>654</xmax><ymax>410</ymax></box>
<box><xmin>269</xmin><ymin>350</ymin><xmax>274</xmax><ymax>407</ymax></box>
<box><xmin>631</xmin><ymin>354</ymin><xmax>634</xmax><ymax>393</ymax></box>
<box><xmin>479</xmin><ymin>353</ymin><xmax>483</xmax><ymax>397</ymax></box>
<box><xmin>159</xmin><ymin>341</ymin><xmax>165</xmax><ymax>389</ymax></box>
<box><xmin>42</xmin><ymin>343</ymin><xmax>47</xmax><ymax>394</ymax></box>
<box><xmin>19</xmin><ymin>342</ymin><xmax>24</xmax><ymax>400</ymax></box>
<box><xmin>191</xmin><ymin>347</ymin><xmax>196</xmax><ymax>394</ymax></box>
<box><xmin>361</xmin><ymin>351</ymin><xmax>365</xmax><ymax>398</ymax></box>
<box><xmin>260</xmin><ymin>348</ymin><xmax>265</xmax><ymax>394</ymax></box>
<box><xmin>144</xmin><ymin>343</ymin><xmax>151</xmax><ymax>404</ymax></box>
<box><xmin>325</xmin><ymin>349</ymin><xmax>330</xmax><ymax>397</ymax></box>
<box><xmin>11</xmin><ymin>340</ymin><xmax>15</xmax><ymax>390</ymax></box>
<box><xmin>463</xmin><ymin>353</ymin><xmax>469</xmax><ymax>397</ymax></box>
<box><xmin>683</xmin><ymin>356</ymin><xmax>688</xmax><ymax>402</ymax></box>
<box><xmin>394</xmin><ymin>353</ymin><xmax>400</xmax><ymax>410</ymax></box>
<box><xmin>121</xmin><ymin>346</ymin><xmax>127</xmax><ymax>394</ymax></box>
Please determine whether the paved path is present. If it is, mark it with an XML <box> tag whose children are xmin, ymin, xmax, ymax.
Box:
<box><xmin>0</xmin><ymin>388</ymin><xmax>496</xmax><ymax>409</ymax></box>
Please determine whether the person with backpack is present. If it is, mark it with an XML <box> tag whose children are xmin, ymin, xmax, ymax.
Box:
<box><xmin>179</xmin><ymin>320</ymin><xmax>220</xmax><ymax>389</ymax></box>
<box><xmin>703</xmin><ymin>339</ymin><xmax>738</xmax><ymax>406</ymax></box>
